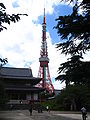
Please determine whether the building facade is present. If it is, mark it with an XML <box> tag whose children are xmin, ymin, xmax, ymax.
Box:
<box><xmin>0</xmin><ymin>67</ymin><xmax>44</xmax><ymax>105</ymax></box>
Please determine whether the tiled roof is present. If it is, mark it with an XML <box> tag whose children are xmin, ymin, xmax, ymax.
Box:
<box><xmin>0</xmin><ymin>67</ymin><xmax>33</xmax><ymax>77</ymax></box>
<box><xmin>0</xmin><ymin>67</ymin><xmax>42</xmax><ymax>85</ymax></box>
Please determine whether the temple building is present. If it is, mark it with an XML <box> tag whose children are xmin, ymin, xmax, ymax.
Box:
<box><xmin>0</xmin><ymin>67</ymin><xmax>44</xmax><ymax>105</ymax></box>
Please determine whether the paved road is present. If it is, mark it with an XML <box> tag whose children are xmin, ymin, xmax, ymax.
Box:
<box><xmin>0</xmin><ymin>110</ymin><xmax>90</xmax><ymax>120</ymax></box>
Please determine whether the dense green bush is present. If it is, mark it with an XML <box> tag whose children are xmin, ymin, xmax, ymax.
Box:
<box><xmin>40</xmin><ymin>84</ymin><xmax>90</xmax><ymax>111</ymax></box>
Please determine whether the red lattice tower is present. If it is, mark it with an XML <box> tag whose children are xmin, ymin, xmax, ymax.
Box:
<box><xmin>37</xmin><ymin>8</ymin><xmax>54</xmax><ymax>94</ymax></box>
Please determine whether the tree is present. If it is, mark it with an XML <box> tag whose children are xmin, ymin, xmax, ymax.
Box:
<box><xmin>56</xmin><ymin>55</ymin><xmax>90</xmax><ymax>87</ymax></box>
<box><xmin>0</xmin><ymin>58</ymin><xmax>8</xmax><ymax>67</ymax></box>
<box><xmin>55</xmin><ymin>0</ymin><xmax>90</xmax><ymax>88</ymax></box>
<box><xmin>55</xmin><ymin>0</ymin><xmax>90</xmax><ymax>87</ymax></box>
<box><xmin>56</xmin><ymin>55</ymin><xmax>83</xmax><ymax>86</ymax></box>
<box><xmin>55</xmin><ymin>0</ymin><xmax>90</xmax><ymax>56</ymax></box>
<box><xmin>55</xmin><ymin>0</ymin><xmax>90</xmax><ymax>111</ymax></box>
<box><xmin>0</xmin><ymin>3</ymin><xmax>27</xmax><ymax>32</ymax></box>
<box><xmin>53</xmin><ymin>84</ymin><xmax>90</xmax><ymax>111</ymax></box>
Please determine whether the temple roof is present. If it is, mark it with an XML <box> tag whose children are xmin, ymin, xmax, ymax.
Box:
<box><xmin>0</xmin><ymin>67</ymin><xmax>33</xmax><ymax>77</ymax></box>
<box><xmin>6</xmin><ymin>85</ymin><xmax>45</xmax><ymax>92</ymax></box>
<box><xmin>0</xmin><ymin>67</ymin><xmax>42</xmax><ymax>85</ymax></box>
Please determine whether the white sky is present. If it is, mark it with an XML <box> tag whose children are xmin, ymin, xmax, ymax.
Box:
<box><xmin>0</xmin><ymin>0</ymin><xmax>90</xmax><ymax>90</ymax></box>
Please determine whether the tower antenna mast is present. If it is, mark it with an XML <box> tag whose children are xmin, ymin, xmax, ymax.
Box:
<box><xmin>37</xmin><ymin>8</ymin><xmax>54</xmax><ymax>94</ymax></box>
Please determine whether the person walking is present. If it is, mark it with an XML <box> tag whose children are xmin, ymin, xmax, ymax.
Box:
<box><xmin>81</xmin><ymin>106</ymin><xmax>87</xmax><ymax>120</ymax></box>
<box><xmin>29</xmin><ymin>104</ymin><xmax>33</xmax><ymax>116</ymax></box>
<box><xmin>46</xmin><ymin>105</ymin><xmax>49</xmax><ymax>112</ymax></box>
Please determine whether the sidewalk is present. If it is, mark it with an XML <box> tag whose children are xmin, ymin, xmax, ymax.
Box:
<box><xmin>0</xmin><ymin>110</ymin><xmax>33</xmax><ymax>120</ymax></box>
<box><xmin>51</xmin><ymin>111</ymin><xmax>90</xmax><ymax>120</ymax></box>
<box><xmin>0</xmin><ymin>110</ymin><xmax>90</xmax><ymax>120</ymax></box>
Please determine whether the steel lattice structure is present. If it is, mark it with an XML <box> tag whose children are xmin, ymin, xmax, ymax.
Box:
<box><xmin>37</xmin><ymin>8</ymin><xmax>54</xmax><ymax>94</ymax></box>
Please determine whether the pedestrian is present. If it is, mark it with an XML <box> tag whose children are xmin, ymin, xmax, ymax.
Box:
<box><xmin>81</xmin><ymin>106</ymin><xmax>87</xmax><ymax>120</ymax></box>
<box><xmin>46</xmin><ymin>105</ymin><xmax>49</xmax><ymax>112</ymax></box>
<box><xmin>29</xmin><ymin>104</ymin><xmax>33</xmax><ymax>116</ymax></box>
<box><xmin>20</xmin><ymin>100</ymin><xmax>22</xmax><ymax>104</ymax></box>
<box><xmin>40</xmin><ymin>105</ymin><xmax>43</xmax><ymax>113</ymax></box>
<box><xmin>10</xmin><ymin>104</ymin><xmax>13</xmax><ymax>110</ymax></box>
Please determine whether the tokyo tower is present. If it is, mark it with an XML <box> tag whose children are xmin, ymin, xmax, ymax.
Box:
<box><xmin>37</xmin><ymin>8</ymin><xmax>54</xmax><ymax>94</ymax></box>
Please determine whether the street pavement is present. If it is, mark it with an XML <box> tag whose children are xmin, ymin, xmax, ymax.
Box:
<box><xmin>0</xmin><ymin>110</ymin><xmax>90</xmax><ymax>120</ymax></box>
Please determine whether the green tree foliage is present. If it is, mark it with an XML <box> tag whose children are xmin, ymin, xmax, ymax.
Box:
<box><xmin>0</xmin><ymin>3</ymin><xmax>27</xmax><ymax>32</ymax></box>
<box><xmin>55</xmin><ymin>0</ymin><xmax>90</xmax><ymax>55</ymax></box>
<box><xmin>0</xmin><ymin>58</ymin><xmax>8</xmax><ymax>67</ymax></box>
<box><xmin>55</xmin><ymin>55</ymin><xmax>90</xmax><ymax>111</ymax></box>
<box><xmin>56</xmin><ymin>55</ymin><xmax>90</xmax><ymax>87</ymax></box>
<box><xmin>54</xmin><ymin>0</ymin><xmax>90</xmax><ymax>111</ymax></box>
<box><xmin>54</xmin><ymin>84</ymin><xmax>90</xmax><ymax>111</ymax></box>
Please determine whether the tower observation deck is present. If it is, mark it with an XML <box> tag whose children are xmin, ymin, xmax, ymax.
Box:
<box><xmin>37</xmin><ymin>8</ymin><xmax>54</xmax><ymax>94</ymax></box>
